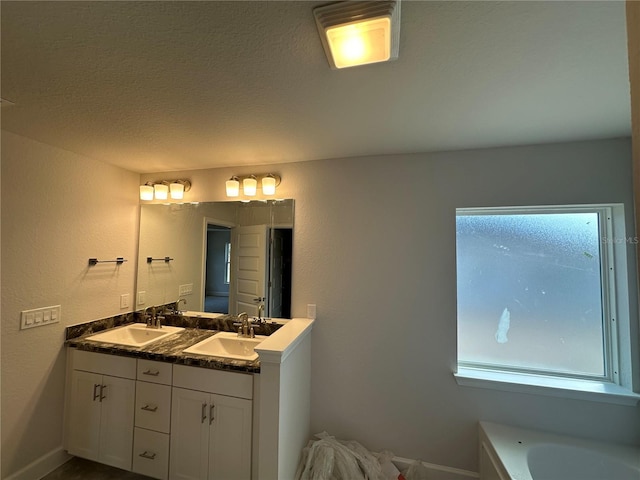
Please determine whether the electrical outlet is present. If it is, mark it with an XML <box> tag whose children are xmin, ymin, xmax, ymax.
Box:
<box><xmin>179</xmin><ymin>283</ymin><xmax>193</xmax><ymax>296</ymax></box>
<box><xmin>138</xmin><ymin>291</ymin><xmax>146</xmax><ymax>305</ymax></box>
<box><xmin>21</xmin><ymin>305</ymin><xmax>61</xmax><ymax>330</ymax></box>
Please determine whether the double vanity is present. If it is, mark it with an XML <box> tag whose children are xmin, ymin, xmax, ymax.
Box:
<box><xmin>63</xmin><ymin>312</ymin><xmax>314</xmax><ymax>480</ymax></box>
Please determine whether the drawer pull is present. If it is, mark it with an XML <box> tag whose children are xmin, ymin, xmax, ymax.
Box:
<box><xmin>139</xmin><ymin>451</ymin><xmax>156</xmax><ymax>460</ymax></box>
<box><xmin>141</xmin><ymin>404</ymin><xmax>158</xmax><ymax>412</ymax></box>
<box><xmin>142</xmin><ymin>369</ymin><xmax>160</xmax><ymax>376</ymax></box>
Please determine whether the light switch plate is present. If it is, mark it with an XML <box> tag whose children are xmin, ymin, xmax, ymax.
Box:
<box><xmin>120</xmin><ymin>294</ymin><xmax>130</xmax><ymax>309</ymax></box>
<box><xmin>307</xmin><ymin>304</ymin><xmax>317</xmax><ymax>320</ymax></box>
<box><xmin>179</xmin><ymin>283</ymin><xmax>193</xmax><ymax>296</ymax></box>
<box><xmin>21</xmin><ymin>305</ymin><xmax>61</xmax><ymax>330</ymax></box>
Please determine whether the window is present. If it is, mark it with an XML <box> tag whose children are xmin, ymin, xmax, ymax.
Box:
<box><xmin>224</xmin><ymin>242</ymin><xmax>231</xmax><ymax>285</ymax></box>
<box><xmin>455</xmin><ymin>204</ymin><xmax>639</xmax><ymax>405</ymax></box>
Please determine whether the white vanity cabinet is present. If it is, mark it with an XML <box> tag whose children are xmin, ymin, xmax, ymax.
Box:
<box><xmin>132</xmin><ymin>359</ymin><xmax>173</xmax><ymax>480</ymax></box>
<box><xmin>169</xmin><ymin>365</ymin><xmax>253</xmax><ymax>480</ymax></box>
<box><xmin>66</xmin><ymin>350</ymin><xmax>136</xmax><ymax>471</ymax></box>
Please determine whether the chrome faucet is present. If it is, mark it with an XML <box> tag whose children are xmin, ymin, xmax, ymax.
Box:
<box><xmin>174</xmin><ymin>298</ymin><xmax>187</xmax><ymax>314</ymax></box>
<box><xmin>144</xmin><ymin>306</ymin><xmax>162</xmax><ymax>329</ymax></box>
<box><xmin>234</xmin><ymin>312</ymin><xmax>255</xmax><ymax>338</ymax></box>
<box><xmin>254</xmin><ymin>297</ymin><xmax>265</xmax><ymax>322</ymax></box>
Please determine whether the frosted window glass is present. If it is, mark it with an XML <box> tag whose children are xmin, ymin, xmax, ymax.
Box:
<box><xmin>456</xmin><ymin>212</ymin><xmax>605</xmax><ymax>377</ymax></box>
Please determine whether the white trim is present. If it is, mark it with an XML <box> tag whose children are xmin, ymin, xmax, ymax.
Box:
<box><xmin>392</xmin><ymin>455</ymin><xmax>479</xmax><ymax>479</ymax></box>
<box><xmin>455</xmin><ymin>367</ymin><xmax>640</xmax><ymax>406</ymax></box>
<box><xmin>456</xmin><ymin>203</ymin><xmax>636</xmax><ymax>393</ymax></box>
<box><xmin>4</xmin><ymin>447</ymin><xmax>71</xmax><ymax>480</ymax></box>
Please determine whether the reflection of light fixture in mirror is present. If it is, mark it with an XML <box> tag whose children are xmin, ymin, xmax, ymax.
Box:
<box><xmin>225</xmin><ymin>174</ymin><xmax>281</xmax><ymax>197</ymax></box>
<box><xmin>226</xmin><ymin>176</ymin><xmax>240</xmax><ymax>197</ymax></box>
<box><xmin>243</xmin><ymin>176</ymin><xmax>258</xmax><ymax>196</ymax></box>
<box><xmin>314</xmin><ymin>0</ymin><xmax>401</xmax><ymax>69</ymax></box>
<box><xmin>140</xmin><ymin>179</ymin><xmax>192</xmax><ymax>201</ymax></box>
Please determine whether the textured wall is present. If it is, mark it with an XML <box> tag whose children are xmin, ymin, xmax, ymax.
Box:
<box><xmin>3</xmin><ymin>135</ymin><xmax>638</xmax><ymax>478</ymax></box>
<box><xmin>144</xmin><ymin>138</ymin><xmax>640</xmax><ymax>472</ymax></box>
<box><xmin>1</xmin><ymin>131</ymin><xmax>140</xmax><ymax>477</ymax></box>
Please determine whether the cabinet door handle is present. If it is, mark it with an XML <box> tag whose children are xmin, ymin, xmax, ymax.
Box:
<box><xmin>99</xmin><ymin>384</ymin><xmax>107</xmax><ymax>401</ymax></box>
<box><xmin>201</xmin><ymin>403</ymin><xmax>207</xmax><ymax>423</ymax></box>
<box><xmin>141</xmin><ymin>404</ymin><xmax>158</xmax><ymax>412</ymax></box>
<box><xmin>93</xmin><ymin>384</ymin><xmax>101</xmax><ymax>401</ymax></box>
<box><xmin>209</xmin><ymin>404</ymin><xmax>215</xmax><ymax>425</ymax></box>
<box><xmin>142</xmin><ymin>369</ymin><xmax>160</xmax><ymax>376</ymax></box>
<box><xmin>139</xmin><ymin>451</ymin><xmax>156</xmax><ymax>460</ymax></box>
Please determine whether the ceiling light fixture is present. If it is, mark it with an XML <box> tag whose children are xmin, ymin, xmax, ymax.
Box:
<box><xmin>225</xmin><ymin>174</ymin><xmax>281</xmax><ymax>198</ymax></box>
<box><xmin>314</xmin><ymin>0</ymin><xmax>401</xmax><ymax>69</ymax></box>
<box><xmin>139</xmin><ymin>179</ymin><xmax>191</xmax><ymax>201</ymax></box>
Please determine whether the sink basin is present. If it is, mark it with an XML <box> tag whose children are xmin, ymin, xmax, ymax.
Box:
<box><xmin>183</xmin><ymin>332</ymin><xmax>267</xmax><ymax>361</ymax></box>
<box><xmin>86</xmin><ymin>323</ymin><xmax>185</xmax><ymax>348</ymax></box>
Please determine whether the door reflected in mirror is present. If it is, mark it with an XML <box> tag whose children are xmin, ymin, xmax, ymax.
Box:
<box><xmin>137</xmin><ymin>200</ymin><xmax>293</xmax><ymax>318</ymax></box>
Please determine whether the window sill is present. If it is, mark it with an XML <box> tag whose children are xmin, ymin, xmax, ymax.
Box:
<box><xmin>454</xmin><ymin>367</ymin><xmax>640</xmax><ymax>406</ymax></box>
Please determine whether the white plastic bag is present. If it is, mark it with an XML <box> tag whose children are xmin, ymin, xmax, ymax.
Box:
<box><xmin>295</xmin><ymin>432</ymin><xmax>385</xmax><ymax>480</ymax></box>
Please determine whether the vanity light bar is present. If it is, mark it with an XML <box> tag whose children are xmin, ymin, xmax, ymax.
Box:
<box><xmin>140</xmin><ymin>180</ymin><xmax>192</xmax><ymax>201</ymax></box>
<box><xmin>226</xmin><ymin>174</ymin><xmax>281</xmax><ymax>198</ymax></box>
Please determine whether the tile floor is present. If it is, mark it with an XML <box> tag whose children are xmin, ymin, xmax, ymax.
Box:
<box><xmin>41</xmin><ymin>457</ymin><xmax>154</xmax><ymax>480</ymax></box>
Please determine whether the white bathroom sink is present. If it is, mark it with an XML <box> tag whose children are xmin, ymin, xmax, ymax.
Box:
<box><xmin>86</xmin><ymin>323</ymin><xmax>185</xmax><ymax>348</ymax></box>
<box><xmin>183</xmin><ymin>332</ymin><xmax>267</xmax><ymax>361</ymax></box>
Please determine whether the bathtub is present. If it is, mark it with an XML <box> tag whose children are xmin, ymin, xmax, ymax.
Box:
<box><xmin>479</xmin><ymin>421</ymin><xmax>640</xmax><ymax>480</ymax></box>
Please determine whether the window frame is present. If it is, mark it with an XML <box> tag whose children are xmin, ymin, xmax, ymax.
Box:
<box><xmin>454</xmin><ymin>203</ymin><xmax>640</xmax><ymax>406</ymax></box>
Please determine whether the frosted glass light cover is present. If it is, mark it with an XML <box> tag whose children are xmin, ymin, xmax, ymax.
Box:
<box><xmin>170</xmin><ymin>182</ymin><xmax>184</xmax><ymax>199</ymax></box>
<box><xmin>262</xmin><ymin>176</ymin><xmax>277</xmax><ymax>195</ymax></box>
<box><xmin>243</xmin><ymin>177</ymin><xmax>257</xmax><ymax>196</ymax></box>
<box><xmin>326</xmin><ymin>17</ymin><xmax>391</xmax><ymax>68</ymax></box>
<box><xmin>154</xmin><ymin>184</ymin><xmax>169</xmax><ymax>200</ymax></box>
<box><xmin>140</xmin><ymin>185</ymin><xmax>154</xmax><ymax>201</ymax></box>
<box><xmin>226</xmin><ymin>179</ymin><xmax>240</xmax><ymax>197</ymax></box>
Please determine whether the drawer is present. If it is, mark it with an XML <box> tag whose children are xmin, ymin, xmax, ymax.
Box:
<box><xmin>137</xmin><ymin>359</ymin><xmax>172</xmax><ymax>385</ymax></box>
<box><xmin>173</xmin><ymin>364</ymin><xmax>253</xmax><ymax>399</ymax></box>
<box><xmin>135</xmin><ymin>382</ymin><xmax>171</xmax><ymax>433</ymax></box>
<box><xmin>71</xmin><ymin>349</ymin><xmax>136</xmax><ymax>379</ymax></box>
<box><xmin>132</xmin><ymin>427</ymin><xmax>169</xmax><ymax>480</ymax></box>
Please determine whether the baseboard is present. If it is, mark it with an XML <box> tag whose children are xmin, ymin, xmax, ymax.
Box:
<box><xmin>392</xmin><ymin>455</ymin><xmax>479</xmax><ymax>480</ymax></box>
<box><xmin>4</xmin><ymin>447</ymin><xmax>72</xmax><ymax>480</ymax></box>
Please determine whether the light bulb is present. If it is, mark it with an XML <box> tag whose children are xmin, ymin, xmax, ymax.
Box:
<box><xmin>140</xmin><ymin>185</ymin><xmax>154</xmax><ymax>201</ymax></box>
<box><xmin>243</xmin><ymin>176</ymin><xmax>257</xmax><ymax>196</ymax></box>
<box><xmin>226</xmin><ymin>178</ymin><xmax>240</xmax><ymax>197</ymax></box>
<box><xmin>262</xmin><ymin>175</ymin><xmax>277</xmax><ymax>195</ymax></box>
<box><xmin>170</xmin><ymin>182</ymin><xmax>184</xmax><ymax>199</ymax></box>
<box><xmin>154</xmin><ymin>184</ymin><xmax>168</xmax><ymax>200</ymax></box>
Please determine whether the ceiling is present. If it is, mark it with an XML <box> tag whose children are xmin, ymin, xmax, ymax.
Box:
<box><xmin>1</xmin><ymin>1</ymin><xmax>632</xmax><ymax>174</ymax></box>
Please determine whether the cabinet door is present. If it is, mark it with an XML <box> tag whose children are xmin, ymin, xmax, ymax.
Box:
<box><xmin>98</xmin><ymin>375</ymin><xmax>135</xmax><ymax>470</ymax></box>
<box><xmin>208</xmin><ymin>394</ymin><xmax>252</xmax><ymax>480</ymax></box>
<box><xmin>170</xmin><ymin>387</ymin><xmax>210</xmax><ymax>480</ymax></box>
<box><xmin>67</xmin><ymin>370</ymin><xmax>102</xmax><ymax>461</ymax></box>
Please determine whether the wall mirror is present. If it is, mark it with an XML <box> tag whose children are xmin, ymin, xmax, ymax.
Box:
<box><xmin>136</xmin><ymin>199</ymin><xmax>294</xmax><ymax>318</ymax></box>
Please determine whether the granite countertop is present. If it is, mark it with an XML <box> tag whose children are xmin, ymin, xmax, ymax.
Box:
<box><xmin>65</xmin><ymin>313</ymin><xmax>284</xmax><ymax>374</ymax></box>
